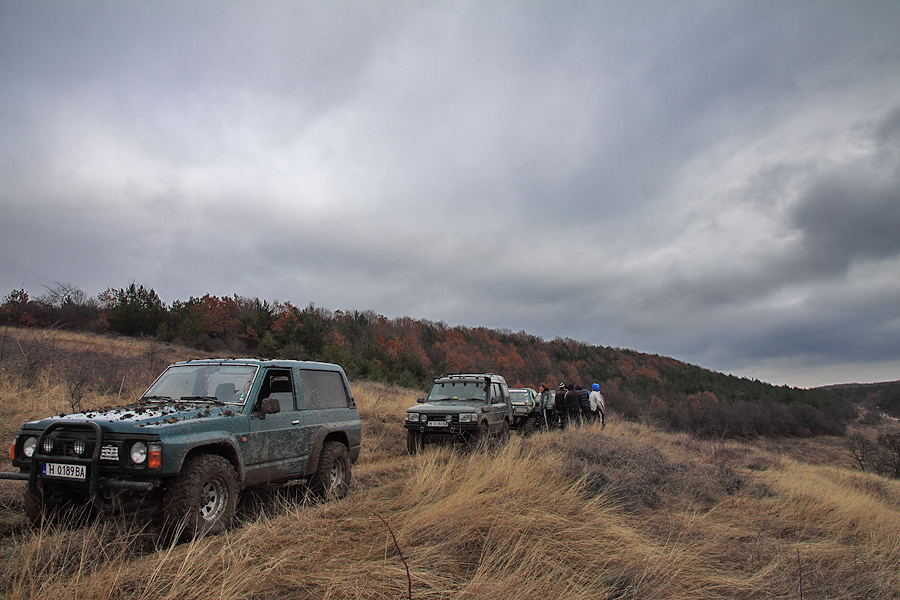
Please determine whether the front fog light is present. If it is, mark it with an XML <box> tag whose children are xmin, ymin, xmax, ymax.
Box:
<box><xmin>42</xmin><ymin>437</ymin><xmax>55</xmax><ymax>454</ymax></box>
<box><xmin>130</xmin><ymin>441</ymin><xmax>148</xmax><ymax>464</ymax></box>
<box><xmin>72</xmin><ymin>438</ymin><xmax>86</xmax><ymax>456</ymax></box>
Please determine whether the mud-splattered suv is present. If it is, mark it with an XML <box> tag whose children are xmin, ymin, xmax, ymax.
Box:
<box><xmin>509</xmin><ymin>387</ymin><xmax>542</xmax><ymax>434</ymax></box>
<box><xmin>3</xmin><ymin>358</ymin><xmax>361</xmax><ymax>539</ymax></box>
<box><xmin>404</xmin><ymin>373</ymin><xmax>512</xmax><ymax>453</ymax></box>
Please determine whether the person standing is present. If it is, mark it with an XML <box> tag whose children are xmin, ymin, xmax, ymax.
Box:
<box><xmin>564</xmin><ymin>383</ymin><xmax>582</xmax><ymax>428</ymax></box>
<box><xmin>538</xmin><ymin>384</ymin><xmax>554</xmax><ymax>431</ymax></box>
<box><xmin>577</xmin><ymin>385</ymin><xmax>591</xmax><ymax>422</ymax></box>
<box><xmin>554</xmin><ymin>383</ymin><xmax>568</xmax><ymax>429</ymax></box>
<box><xmin>589</xmin><ymin>383</ymin><xmax>606</xmax><ymax>428</ymax></box>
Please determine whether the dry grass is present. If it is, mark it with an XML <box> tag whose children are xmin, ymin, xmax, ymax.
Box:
<box><xmin>1</xmin><ymin>331</ymin><xmax>899</xmax><ymax>599</ymax></box>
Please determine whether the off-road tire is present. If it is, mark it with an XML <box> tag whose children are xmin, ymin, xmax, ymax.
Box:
<box><xmin>522</xmin><ymin>416</ymin><xmax>539</xmax><ymax>436</ymax></box>
<box><xmin>23</xmin><ymin>491</ymin><xmax>46</xmax><ymax>527</ymax></box>
<box><xmin>24</xmin><ymin>488</ymin><xmax>93</xmax><ymax>527</ymax></box>
<box><xmin>162</xmin><ymin>454</ymin><xmax>238</xmax><ymax>541</ymax></box>
<box><xmin>496</xmin><ymin>420</ymin><xmax>511</xmax><ymax>446</ymax></box>
<box><xmin>406</xmin><ymin>430</ymin><xmax>424</xmax><ymax>455</ymax></box>
<box><xmin>309</xmin><ymin>441</ymin><xmax>351</xmax><ymax>499</ymax></box>
<box><xmin>468</xmin><ymin>421</ymin><xmax>491</xmax><ymax>451</ymax></box>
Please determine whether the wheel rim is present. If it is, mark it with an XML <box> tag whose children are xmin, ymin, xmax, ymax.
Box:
<box><xmin>328</xmin><ymin>459</ymin><xmax>346</xmax><ymax>489</ymax></box>
<box><xmin>199</xmin><ymin>477</ymin><xmax>227</xmax><ymax>521</ymax></box>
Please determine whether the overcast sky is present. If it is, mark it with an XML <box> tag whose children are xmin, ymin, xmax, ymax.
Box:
<box><xmin>2</xmin><ymin>1</ymin><xmax>899</xmax><ymax>388</ymax></box>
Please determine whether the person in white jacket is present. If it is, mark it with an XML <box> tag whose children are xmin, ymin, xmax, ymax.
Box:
<box><xmin>588</xmin><ymin>383</ymin><xmax>606</xmax><ymax>428</ymax></box>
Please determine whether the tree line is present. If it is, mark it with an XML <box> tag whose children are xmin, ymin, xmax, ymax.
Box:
<box><xmin>2</xmin><ymin>282</ymin><xmax>862</xmax><ymax>439</ymax></box>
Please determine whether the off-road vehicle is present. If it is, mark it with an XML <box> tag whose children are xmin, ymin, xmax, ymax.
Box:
<box><xmin>509</xmin><ymin>387</ymin><xmax>542</xmax><ymax>434</ymax></box>
<box><xmin>3</xmin><ymin>358</ymin><xmax>361</xmax><ymax>539</ymax></box>
<box><xmin>403</xmin><ymin>373</ymin><xmax>512</xmax><ymax>453</ymax></box>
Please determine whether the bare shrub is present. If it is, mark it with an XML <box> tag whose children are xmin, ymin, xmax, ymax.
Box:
<box><xmin>551</xmin><ymin>428</ymin><xmax>744</xmax><ymax>512</ymax></box>
<box><xmin>872</xmin><ymin>433</ymin><xmax>900</xmax><ymax>479</ymax></box>
<box><xmin>847</xmin><ymin>432</ymin><xmax>878</xmax><ymax>473</ymax></box>
<box><xmin>845</xmin><ymin>429</ymin><xmax>900</xmax><ymax>480</ymax></box>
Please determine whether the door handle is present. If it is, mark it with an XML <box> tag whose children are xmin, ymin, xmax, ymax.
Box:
<box><xmin>291</xmin><ymin>420</ymin><xmax>300</xmax><ymax>425</ymax></box>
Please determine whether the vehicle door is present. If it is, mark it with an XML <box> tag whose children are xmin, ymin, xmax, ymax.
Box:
<box><xmin>488</xmin><ymin>382</ymin><xmax>509</xmax><ymax>433</ymax></box>
<box><xmin>245</xmin><ymin>368</ymin><xmax>308</xmax><ymax>484</ymax></box>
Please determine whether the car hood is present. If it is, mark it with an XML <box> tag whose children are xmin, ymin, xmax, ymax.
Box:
<box><xmin>25</xmin><ymin>401</ymin><xmax>242</xmax><ymax>431</ymax></box>
<box><xmin>406</xmin><ymin>400</ymin><xmax>485</xmax><ymax>412</ymax></box>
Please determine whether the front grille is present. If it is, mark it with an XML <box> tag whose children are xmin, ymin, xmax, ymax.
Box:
<box><xmin>422</xmin><ymin>415</ymin><xmax>456</xmax><ymax>425</ymax></box>
<box><xmin>100</xmin><ymin>445</ymin><xmax>119</xmax><ymax>462</ymax></box>
<box><xmin>40</xmin><ymin>435</ymin><xmax>120</xmax><ymax>463</ymax></box>
<box><xmin>44</xmin><ymin>436</ymin><xmax>93</xmax><ymax>458</ymax></box>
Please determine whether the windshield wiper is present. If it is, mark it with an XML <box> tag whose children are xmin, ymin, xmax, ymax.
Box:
<box><xmin>141</xmin><ymin>395</ymin><xmax>173</xmax><ymax>402</ymax></box>
<box><xmin>179</xmin><ymin>396</ymin><xmax>225</xmax><ymax>404</ymax></box>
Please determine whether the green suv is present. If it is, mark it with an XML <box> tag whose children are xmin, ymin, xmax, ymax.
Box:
<box><xmin>404</xmin><ymin>373</ymin><xmax>512</xmax><ymax>453</ymax></box>
<box><xmin>4</xmin><ymin>358</ymin><xmax>361</xmax><ymax>539</ymax></box>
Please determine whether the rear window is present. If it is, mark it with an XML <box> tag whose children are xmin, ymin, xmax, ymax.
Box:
<box><xmin>299</xmin><ymin>369</ymin><xmax>351</xmax><ymax>409</ymax></box>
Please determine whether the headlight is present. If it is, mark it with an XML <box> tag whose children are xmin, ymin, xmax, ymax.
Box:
<box><xmin>23</xmin><ymin>436</ymin><xmax>38</xmax><ymax>458</ymax></box>
<box><xmin>459</xmin><ymin>413</ymin><xmax>479</xmax><ymax>423</ymax></box>
<box><xmin>42</xmin><ymin>436</ymin><xmax>55</xmax><ymax>454</ymax></box>
<box><xmin>406</xmin><ymin>413</ymin><xmax>419</xmax><ymax>422</ymax></box>
<box><xmin>130</xmin><ymin>441</ymin><xmax>148</xmax><ymax>464</ymax></box>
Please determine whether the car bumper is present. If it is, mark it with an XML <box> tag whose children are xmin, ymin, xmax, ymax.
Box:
<box><xmin>403</xmin><ymin>422</ymin><xmax>480</xmax><ymax>434</ymax></box>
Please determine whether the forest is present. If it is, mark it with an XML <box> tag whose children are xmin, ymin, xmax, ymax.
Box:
<box><xmin>1</xmin><ymin>282</ymin><xmax>880</xmax><ymax>439</ymax></box>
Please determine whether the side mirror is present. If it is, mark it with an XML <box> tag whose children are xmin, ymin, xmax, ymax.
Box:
<box><xmin>259</xmin><ymin>397</ymin><xmax>281</xmax><ymax>418</ymax></box>
<box><xmin>416</xmin><ymin>397</ymin><xmax>426</xmax><ymax>403</ymax></box>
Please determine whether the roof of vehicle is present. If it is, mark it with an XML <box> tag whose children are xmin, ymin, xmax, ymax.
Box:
<box><xmin>173</xmin><ymin>358</ymin><xmax>347</xmax><ymax>373</ymax></box>
<box><xmin>433</xmin><ymin>372</ymin><xmax>507</xmax><ymax>384</ymax></box>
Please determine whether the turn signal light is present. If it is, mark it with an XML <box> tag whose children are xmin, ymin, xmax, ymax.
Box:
<box><xmin>148</xmin><ymin>443</ymin><xmax>162</xmax><ymax>469</ymax></box>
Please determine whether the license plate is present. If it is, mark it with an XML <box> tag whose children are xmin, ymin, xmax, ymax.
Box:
<box><xmin>43</xmin><ymin>463</ymin><xmax>86</xmax><ymax>480</ymax></box>
<box><xmin>427</xmin><ymin>420</ymin><xmax>448</xmax><ymax>427</ymax></box>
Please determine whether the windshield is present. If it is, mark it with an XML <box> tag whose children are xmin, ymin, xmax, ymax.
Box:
<box><xmin>427</xmin><ymin>380</ymin><xmax>487</xmax><ymax>402</ymax></box>
<box><xmin>510</xmin><ymin>390</ymin><xmax>531</xmax><ymax>403</ymax></box>
<box><xmin>141</xmin><ymin>364</ymin><xmax>258</xmax><ymax>405</ymax></box>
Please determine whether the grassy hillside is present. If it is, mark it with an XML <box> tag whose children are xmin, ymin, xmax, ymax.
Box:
<box><xmin>4</xmin><ymin>289</ymin><xmax>858</xmax><ymax>439</ymax></box>
<box><xmin>0</xmin><ymin>331</ymin><xmax>898</xmax><ymax>599</ymax></box>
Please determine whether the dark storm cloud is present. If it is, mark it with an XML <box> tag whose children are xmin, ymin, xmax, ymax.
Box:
<box><xmin>790</xmin><ymin>110</ymin><xmax>900</xmax><ymax>274</ymax></box>
<box><xmin>1</xmin><ymin>1</ymin><xmax>900</xmax><ymax>387</ymax></box>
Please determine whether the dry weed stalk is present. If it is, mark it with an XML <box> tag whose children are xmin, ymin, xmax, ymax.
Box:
<box><xmin>377</xmin><ymin>513</ymin><xmax>413</xmax><ymax>600</ymax></box>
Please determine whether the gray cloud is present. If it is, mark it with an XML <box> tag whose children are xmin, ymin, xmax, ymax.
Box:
<box><xmin>2</xmin><ymin>1</ymin><xmax>900</xmax><ymax>387</ymax></box>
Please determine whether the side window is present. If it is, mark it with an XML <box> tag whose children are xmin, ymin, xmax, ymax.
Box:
<box><xmin>298</xmin><ymin>369</ymin><xmax>351</xmax><ymax>409</ymax></box>
<box><xmin>494</xmin><ymin>384</ymin><xmax>508</xmax><ymax>404</ymax></box>
<box><xmin>491</xmin><ymin>383</ymin><xmax>501</xmax><ymax>403</ymax></box>
<box><xmin>259</xmin><ymin>369</ymin><xmax>296</xmax><ymax>412</ymax></box>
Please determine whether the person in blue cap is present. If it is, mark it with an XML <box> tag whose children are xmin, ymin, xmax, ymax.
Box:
<box><xmin>588</xmin><ymin>383</ymin><xmax>606</xmax><ymax>428</ymax></box>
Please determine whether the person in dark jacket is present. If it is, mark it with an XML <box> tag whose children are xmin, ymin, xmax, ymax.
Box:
<box><xmin>577</xmin><ymin>385</ymin><xmax>591</xmax><ymax>422</ymax></box>
<box><xmin>554</xmin><ymin>383</ymin><xmax>568</xmax><ymax>429</ymax></box>
<box><xmin>564</xmin><ymin>383</ymin><xmax>582</xmax><ymax>428</ymax></box>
